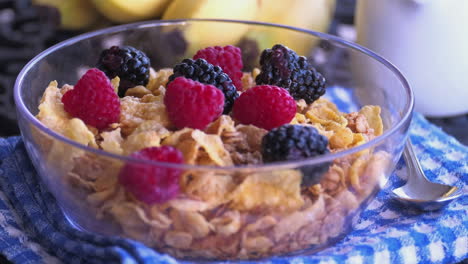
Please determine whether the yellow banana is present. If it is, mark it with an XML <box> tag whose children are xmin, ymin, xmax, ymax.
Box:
<box><xmin>33</xmin><ymin>0</ymin><xmax>101</xmax><ymax>30</ymax></box>
<box><xmin>92</xmin><ymin>0</ymin><xmax>171</xmax><ymax>23</ymax></box>
<box><xmin>248</xmin><ymin>0</ymin><xmax>336</xmax><ymax>55</ymax></box>
<box><xmin>162</xmin><ymin>0</ymin><xmax>259</xmax><ymax>56</ymax></box>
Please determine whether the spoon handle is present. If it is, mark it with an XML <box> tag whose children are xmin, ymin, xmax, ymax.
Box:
<box><xmin>403</xmin><ymin>141</ymin><xmax>458</xmax><ymax>197</ymax></box>
<box><xmin>403</xmin><ymin>139</ymin><xmax>427</xmax><ymax>184</ymax></box>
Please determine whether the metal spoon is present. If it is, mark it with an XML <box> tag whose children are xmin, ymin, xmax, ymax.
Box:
<box><xmin>391</xmin><ymin>140</ymin><xmax>462</xmax><ymax>211</ymax></box>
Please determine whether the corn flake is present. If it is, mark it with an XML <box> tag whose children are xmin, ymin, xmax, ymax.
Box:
<box><xmin>304</xmin><ymin>98</ymin><xmax>348</xmax><ymax>130</ymax></box>
<box><xmin>120</xmin><ymin>95</ymin><xmax>171</xmax><ymax>135</ymax></box>
<box><xmin>306</xmin><ymin>106</ymin><xmax>348</xmax><ymax>129</ymax></box>
<box><xmin>122</xmin><ymin>121</ymin><xmax>170</xmax><ymax>155</ymax></box>
<box><xmin>125</xmin><ymin>85</ymin><xmax>152</xmax><ymax>97</ymax></box>
<box><xmin>290</xmin><ymin>113</ymin><xmax>309</xmax><ymax>125</ymax></box>
<box><xmin>329</xmin><ymin>125</ymin><xmax>354</xmax><ymax>149</ymax></box>
<box><xmin>296</xmin><ymin>99</ymin><xmax>308</xmax><ymax>113</ymax></box>
<box><xmin>273</xmin><ymin>195</ymin><xmax>325</xmax><ymax>241</ymax></box>
<box><xmin>361</xmin><ymin>151</ymin><xmax>391</xmax><ymax>193</ymax></box>
<box><xmin>166</xmin><ymin>198</ymin><xmax>212</xmax><ymax>212</ymax></box>
<box><xmin>192</xmin><ymin>130</ymin><xmax>233</xmax><ymax>166</ymax></box>
<box><xmin>359</xmin><ymin>105</ymin><xmax>383</xmax><ymax>136</ymax></box>
<box><xmin>65</xmin><ymin>118</ymin><xmax>96</xmax><ymax>147</ymax></box>
<box><xmin>163</xmin><ymin>127</ymin><xmax>192</xmax><ymax>143</ymax></box>
<box><xmin>349</xmin><ymin>156</ymin><xmax>368</xmax><ymax>191</ymax></box>
<box><xmin>182</xmin><ymin>171</ymin><xmax>235</xmax><ymax>206</ymax></box>
<box><xmin>37</xmin><ymin>81</ymin><xmax>71</xmax><ymax>134</ymax></box>
<box><xmin>122</xmin><ymin>131</ymin><xmax>163</xmax><ymax>155</ymax></box>
<box><xmin>243</xmin><ymin>236</ymin><xmax>273</xmax><ymax>252</ymax></box>
<box><xmin>109</xmin><ymin>202</ymin><xmax>151</xmax><ymax>241</ymax></box>
<box><xmin>244</xmin><ymin>215</ymin><xmax>277</xmax><ymax>233</ymax></box>
<box><xmin>100</xmin><ymin>128</ymin><xmax>124</xmax><ymax>155</ymax></box>
<box><xmin>164</xmin><ymin>231</ymin><xmax>192</xmax><ymax>249</ymax></box>
<box><xmin>147</xmin><ymin>68</ymin><xmax>172</xmax><ymax>93</ymax></box>
<box><xmin>320</xmin><ymin>164</ymin><xmax>346</xmax><ymax>195</ymax></box>
<box><xmin>111</xmin><ymin>77</ymin><xmax>120</xmax><ymax>94</ymax></box>
<box><xmin>210</xmin><ymin>211</ymin><xmax>241</xmax><ymax>236</ymax></box>
<box><xmin>164</xmin><ymin>129</ymin><xmax>232</xmax><ymax>166</ymax></box>
<box><xmin>236</xmin><ymin>125</ymin><xmax>267</xmax><ymax>152</ymax></box>
<box><xmin>230</xmin><ymin>170</ymin><xmax>304</xmax><ymax>211</ymax></box>
<box><xmin>205</xmin><ymin>115</ymin><xmax>236</xmax><ymax>136</ymax></box>
<box><xmin>176</xmin><ymin>211</ymin><xmax>212</xmax><ymax>238</ymax></box>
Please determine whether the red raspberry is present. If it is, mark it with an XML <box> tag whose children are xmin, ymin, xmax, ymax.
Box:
<box><xmin>164</xmin><ymin>77</ymin><xmax>224</xmax><ymax>130</ymax></box>
<box><xmin>119</xmin><ymin>146</ymin><xmax>184</xmax><ymax>204</ymax></box>
<box><xmin>233</xmin><ymin>85</ymin><xmax>296</xmax><ymax>130</ymax></box>
<box><xmin>193</xmin><ymin>45</ymin><xmax>244</xmax><ymax>91</ymax></box>
<box><xmin>61</xmin><ymin>68</ymin><xmax>120</xmax><ymax>130</ymax></box>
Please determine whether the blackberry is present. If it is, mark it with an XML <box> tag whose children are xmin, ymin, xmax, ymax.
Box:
<box><xmin>167</xmin><ymin>58</ymin><xmax>238</xmax><ymax>114</ymax></box>
<box><xmin>256</xmin><ymin>44</ymin><xmax>326</xmax><ymax>104</ymax></box>
<box><xmin>261</xmin><ymin>124</ymin><xmax>331</xmax><ymax>186</ymax></box>
<box><xmin>97</xmin><ymin>46</ymin><xmax>150</xmax><ymax>97</ymax></box>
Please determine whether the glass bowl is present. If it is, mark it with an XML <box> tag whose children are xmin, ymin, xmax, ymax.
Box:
<box><xmin>14</xmin><ymin>19</ymin><xmax>413</xmax><ymax>260</ymax></box>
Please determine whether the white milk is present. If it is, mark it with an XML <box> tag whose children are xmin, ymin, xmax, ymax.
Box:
<box><xmin>355</xmin><ymin>0</ymin><xmax>468</xmax><ymax>117</ymax></box>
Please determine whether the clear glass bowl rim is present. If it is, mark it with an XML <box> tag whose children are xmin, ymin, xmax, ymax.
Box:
<box><xmin>14</xmin><ymin>18</ymin><xmax>414</xmax><ymax>172</ymax></box>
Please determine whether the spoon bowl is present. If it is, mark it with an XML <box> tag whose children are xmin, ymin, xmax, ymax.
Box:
<box><xmin>391</xmin><ymin>140</ymin><xmax>463</xmax><ymax>211</ymax></box>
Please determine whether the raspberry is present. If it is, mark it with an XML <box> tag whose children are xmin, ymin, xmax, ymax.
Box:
<box><xmin>232</xmin><ymin>85</ymin><xmax>296</xmax><ymax>130</ymax></box>
<box><xmin>193</xmin><ymin>45</ymin><xmax>244</xmax><ymax>91</ymax></box>
<box><xmin>261</xmin><ymin>124</ymin><xmax>330</xmax><ymax>186</ymax></box>
<box><xmin>167</xmin><ymin>58</ymin><xmax>238</xmax><ymax>114</ymax></box>
<box><xmin>256</xmin><ymin>44</ymin><xmax>326</xmax><ymax>104</ymax></box>
<box><xmin>164</xmin><ymin>77</ymin><xmax>224</xmax><ymax>130</ymax></box>
<box><xmin>62</xmin><ymin>68</ymin><xmax>120</xmax><ymax>130</ymax></box>
<box><xmin>97</xmin><ymin>45</ymin><xmax>150</xmax><ymax>97</ymax></box>
<box><xmin>119</xmin><ymin>146</ymin><xmax>184</xmax><ymax>204</ymax></box>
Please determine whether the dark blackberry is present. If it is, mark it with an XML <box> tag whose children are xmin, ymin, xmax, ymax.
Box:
<box><xmin>167</xmin><ymin>58</ymin><xmax>238</xmax><ymax>114</ymax></box>
<box><xmin>97</xmin><ymin>46</ymin><xmax>150</xmax><ymax>97</ymax></box>
<box><xmin>256</xmin><ymin>44</ymin><xmax>326</xmax><ymax>104</ymax></box>
<box><xmin>261</xmin><ymin>124</ymin><xmax>331</xmax><ymax>186</ymax></box>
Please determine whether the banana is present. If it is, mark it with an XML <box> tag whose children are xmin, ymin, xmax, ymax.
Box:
<box><xmin>33</xmin><ymin>0</ymin><xmax>101</xmax><ymax>30</ymax></box>
<box><xmin>92</xmin><ymin>0</ymin><xmax>171</xmax><ymax>23</ymax></box>
<box><xmin>246</xmin><ymin>0</ymin><xmax>336</xmax><ymax>56</ymax></box>
<box><xmin>162</xmin><ymin>0</ymin><xmax>259</xmax><ymax>56</ymax></box>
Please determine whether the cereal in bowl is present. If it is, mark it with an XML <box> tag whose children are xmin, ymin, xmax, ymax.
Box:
<box><xmin>36</xmin><ymin>44</ymin><xmax>389</xmax><ymax>259</ymax></box>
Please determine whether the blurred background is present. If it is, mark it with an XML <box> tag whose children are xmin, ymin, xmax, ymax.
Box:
<box><xmin>0</xmin><ymin>0</ymin><xmax>466</xmax><ymax>145</ymax></box>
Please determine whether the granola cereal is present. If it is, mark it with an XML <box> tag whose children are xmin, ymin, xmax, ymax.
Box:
<box><xmin>34</xmin><ymin>44</ymin><xmax>392</xmax><ymax>260</ymax></box>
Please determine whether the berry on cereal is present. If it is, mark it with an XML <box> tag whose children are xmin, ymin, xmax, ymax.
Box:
<box><xmin>97</xmin><ymin>45</ymin><xmax>150</xmax><ymax>97</ymax></box>
<box><xmin>232</xmin><ymin>85</ymin><xmax>296</xmax><ymax>130</ymax></box>
<box><xmin>119</xmin><ymin>146</ymin><xmax>184</xmax><ymax>204</ymax></box>
<box><xmin>256</xmin><ymin>44</ymin><xmax>326</xmax><ymax>104</ymax></box>
<box><xmin>167</xmin><ymin>58</ymin><xmax>238</xmax><ymax>114</ymax></box>
<box><xmin>193</xmin><ymin>45</ymin><xmax>244</xmax><ymax>91</ymax></box>
<box><xmin>261</xmin><ymin>124</ymin><xmax>331</xmax><ymax>186</ymax></box>
<box><xmin>164</xmin><ymin>77</ymin><xmax>224</xmax><ymax>130</ymax></box>
<box><xmin>61</xmin><ymin>68</ymin><xmax>120</xmax><ymax>130</ymax></box>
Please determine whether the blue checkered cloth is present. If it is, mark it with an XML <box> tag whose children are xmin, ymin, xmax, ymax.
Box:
<box><xmin>0</xmin><ymin>87</ymin><xmax>467</xmax><ymax>264</ymax></box>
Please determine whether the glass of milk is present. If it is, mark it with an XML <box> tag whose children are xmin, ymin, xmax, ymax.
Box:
<box><xmin>354</xmin><ymin>0</ymin><xmax>468</xmax><ymax>117</ymax></box>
